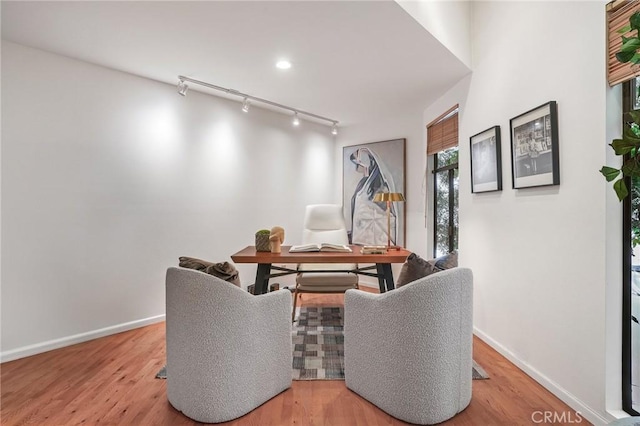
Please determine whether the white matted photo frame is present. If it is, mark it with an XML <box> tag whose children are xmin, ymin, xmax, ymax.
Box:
<box><xmin>342</xmin><ymin>139</ymin><xmax>406</xmax><ymax>247</ymax></box>
<box><xmin>470</xmin><ymin>125</ymin><xmax>502</xmax><ymax>193</ymax></box>
<box><xmin>510</xmin><ymin>101</ymin><xmax>559</xmax><ymax>189</ymax></box>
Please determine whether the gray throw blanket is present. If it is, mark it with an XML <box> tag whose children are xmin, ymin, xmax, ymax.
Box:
<box><xmin>178</xmin><ymin>256</ymin><xmax>241</xmax><ymax>286</ymax></box>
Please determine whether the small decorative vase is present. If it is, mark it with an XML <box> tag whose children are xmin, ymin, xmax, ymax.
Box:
<box><xmin>255</xmin><ymin>232</ymin><xmax>271</xmax><ymax>252</ymax></box>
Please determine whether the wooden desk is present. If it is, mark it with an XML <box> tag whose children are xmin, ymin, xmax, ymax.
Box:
<box><xmin>231</xmin><ymin>245</ymin><xmax>411</xmax><ymax>295</ymax></box>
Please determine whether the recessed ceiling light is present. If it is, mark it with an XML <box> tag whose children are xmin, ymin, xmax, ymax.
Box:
<box><xmin>276</xmin><ymin>60</ymin><xmax>292</xmax><ymax>70</ymax></box>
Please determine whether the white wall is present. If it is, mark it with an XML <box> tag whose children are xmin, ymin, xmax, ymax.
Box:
<box><xmin>0</xmin><ymin>41</ymin><xmax>336</xmax><ymax>360</ymax></box>
<box><xmin>421</xmin><ymin>2</ymin><xmax>614</xmax><ymax>424</ymax></box>
<box><xmin>396</xmin><ymin>0</ymin><xmax>472</xmax><ymax>69</ymax></box>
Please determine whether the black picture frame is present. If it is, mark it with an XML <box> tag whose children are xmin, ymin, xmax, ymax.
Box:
<box><xmin>510</xmin><ymin>101</ymin><xmax>559</xmax><ymax>189</ymax></box>
<box><xmin>470</xmin><ymin>125</ymin><xmax>502</xmax><ymax>193</ymax></box>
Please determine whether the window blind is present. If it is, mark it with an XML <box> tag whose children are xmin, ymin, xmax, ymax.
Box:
<box><xmin>427</xmin><ymin>105</ymin><xmax>458</xmax><ymax>156</ymax></box>
<box><xmin>607</xmin><ymin>0</ymin><xmax>640</xmax><ymax>86</ymax></box>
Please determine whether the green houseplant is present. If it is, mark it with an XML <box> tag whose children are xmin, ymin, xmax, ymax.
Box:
<box><xmin>601</xmin><ymin>11</ymin><xmax>640</xmax><ymax>202</ymax></box>
<box><xmin>601</xmin><ymin>11</ymin><xmax>640</xmax><ymax>247</ymax></box>
<box><xmin>600</xmin><ymin>112</ymin><xmax>640</xmax><ymax>201</ymax></box>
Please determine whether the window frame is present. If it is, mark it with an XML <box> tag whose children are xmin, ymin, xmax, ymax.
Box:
<box><xmin>622</xmin><ymin>79</ymin><xmax>640</xmax><ymax>416</ymax></box>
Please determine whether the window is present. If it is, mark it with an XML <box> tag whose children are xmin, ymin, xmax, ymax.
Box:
<box><xmin>427</xmin><ymin>105</ymin><xmax>459</xmax><ymax>258</ymax></box>
<box><xmin>433</xmin><ymin>148</ymin><xmax>459</xmax><ymax>257</ymax></box>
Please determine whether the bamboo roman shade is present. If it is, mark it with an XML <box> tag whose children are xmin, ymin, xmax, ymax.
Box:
<box><xmin>427</xmin><ymin>105</ymin><xmax>458</xmax><ymax>155</ymax></box>
<box><xmin>608</xmin><ymin>0</ymin><xmax>640</xmax><ymax>86</ymax></box>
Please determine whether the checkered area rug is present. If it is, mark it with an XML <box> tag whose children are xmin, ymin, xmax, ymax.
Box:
<box><xmin>292</xmin><ymin>306</ymin><xmax>345</xmax><ymax>380</ymax></box>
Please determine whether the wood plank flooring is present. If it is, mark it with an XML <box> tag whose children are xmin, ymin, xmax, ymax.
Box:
<box><xmin>1</xmin><ymin>290</ymin><xmax>591</xmax><ymax>425</ymax></box>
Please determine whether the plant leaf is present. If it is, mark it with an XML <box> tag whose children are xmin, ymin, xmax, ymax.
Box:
<box><xmin>617</xmin><ymin>50</ymin><xmax>636</xmax><ymax>63</ymax></box>
<box><xmin>630</xmin><ymin>11</ymin><xmax>640</xmax><ymax>31</ymax></box>
<box><xmin>620</xmin><ymin>37</ymin><xmax>640</xmax><ymax>53</ymax></box>
<box><xmin>614</xmin><ymin>178</ymin><xmax>629</xmax><ymax>201</ymax></box>
<box><xmin>629</xmin><ymin>111</ymin><xmax>640</xmax><ymax>123</ymax></box>
<box><xmin>622</xmin><ymin>158</ymin><xmax>640</xmax><ymax>176</ymax></box>
<box><xmin>619</xmin><ymin>25</ymin><xmax>632</xmax><ymax>34</ymax></box>
<box><xmin>600</xmin><ymin>166</ymin><xmax>621</xmax><ymax>182</ymax></box>
<box><xmin>611</xmin><ymin>138</ymin><xmax>639</xmax><ymax>155</ymax></box>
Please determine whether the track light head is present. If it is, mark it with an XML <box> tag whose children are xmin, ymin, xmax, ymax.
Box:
<box><xmin>293</xmin><ymin>112</ymin><xmax>300</xmax><ymax>126</ymax></box>
<box><xmin>242</xmin><ymin>97</ymin><xmax>250</xmax><ymax>113</ymax></box>
<box><xmin>331</xmin><ymin>123</ymin><xmax>338</xmax><ymax>136</ymax></box>
<box><xmin>177</xmin><ymin>79</ymin><xmax>189</xmax><ymax>96</ymax></box>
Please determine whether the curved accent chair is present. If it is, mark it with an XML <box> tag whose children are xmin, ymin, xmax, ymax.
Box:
<box><xmin>292</xmin><ymin>204</ymin><xmax>359</xmax><ymax>321</ymax></box>
<box><xmin>166</xmin><ymin>267</ymin><xmax>292</xmax><ymax>423</ymax></box>
<box><xmin>344</xmin><ymin>267</ymin><xmax>473</xmax><ymax>425</ymax></box>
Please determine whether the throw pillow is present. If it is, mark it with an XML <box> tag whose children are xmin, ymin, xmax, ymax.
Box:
<box><xmin>429</xmin><ymin>250</ymin><xmax>458</xmax><ymax>272</ymax></box>
<box><xmin>396</xmin><ymin>253</ymin><xmax>437</xmax><ymax>287</ymax></box>
<box><xmin>178</xmin><ymin>256</ymin><xmax>241</xmax><ymax>287</ymax></box>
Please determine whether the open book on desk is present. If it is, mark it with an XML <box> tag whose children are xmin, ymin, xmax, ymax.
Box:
<box><xmin>289</xmin><ymin>243</ymin><xmax>352</xmax><ymax>253</ymax></box>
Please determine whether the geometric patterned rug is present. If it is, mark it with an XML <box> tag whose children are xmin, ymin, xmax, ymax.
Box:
<box><xmin>291</xmin><ymin>305</ymin><xmax>489</xmax><ymax>381</ymax></box>
<box><xmin>292</xmin><ymin>306</ymin><xmax>345</xmax><ymax>380</ymax></box>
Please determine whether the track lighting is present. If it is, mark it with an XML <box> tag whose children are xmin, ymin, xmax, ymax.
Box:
<box><xmin>177</xmin><ymin>79</ymin><xmax>189</xmax><ymax>96</ymax></box>
<box><xmin>176</xmin><ymin>76</ymin><xmax>339</xmax><ymax>135</ymax></box>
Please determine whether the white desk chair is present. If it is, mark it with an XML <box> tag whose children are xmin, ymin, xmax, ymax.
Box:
<box><xmin>292</xmin><ymin>204</ymin><xmax>359</xmax><ymax>321</ymax></box>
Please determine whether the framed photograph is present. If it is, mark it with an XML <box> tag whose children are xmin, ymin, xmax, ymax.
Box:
<box><xmin>342</xmin><ymin>139</ymin><xmax>405</xmax><ymax>247</ymax></box>
<box><xmin>510</xmin><ymin>101</ymin><xmax>559</xmax><ymax>189</ymax></box>
<box><xmin>470</xmin><ymin>125</ymin><xmax>502</xmax><ymax>193</ymax></box>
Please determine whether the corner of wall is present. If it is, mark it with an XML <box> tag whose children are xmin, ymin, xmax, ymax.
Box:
<box><xmin>395</xmin><ymin>0</ymin><xmax>472</xmax><ymax>69</ymax></box>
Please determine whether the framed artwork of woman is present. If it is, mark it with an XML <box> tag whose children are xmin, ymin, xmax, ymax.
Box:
<box><xmin>342</xmin><ymin>139</ymin><xmax>406</xmax><ymax>247</ymax></box>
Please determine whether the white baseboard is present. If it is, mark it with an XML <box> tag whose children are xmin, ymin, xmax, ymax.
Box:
<box><xmin>473</xmin><ymin>327</ymin><xmax>612</xmax><ymax>426</ymax></box>
<box><xmin>0</xmin><ymin>314</ymin><xmax>166</xmax><ymax>363</ymax></box>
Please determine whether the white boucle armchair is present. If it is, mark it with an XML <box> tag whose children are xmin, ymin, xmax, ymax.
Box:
<box><xmin>165</xmin><ymin>267</ymin><xmax>292</xmax><ymax>423</ymax></box>
<box><xmin>344</xmin><ymin>267</ymin><xmax>473</xmax><ymax>425</ymax></box>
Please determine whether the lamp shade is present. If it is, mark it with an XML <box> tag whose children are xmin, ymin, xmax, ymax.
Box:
<box><xmin>373</xmin><ymin>192</ymin><xmax>405</xmax><ymax>202</ymax></box>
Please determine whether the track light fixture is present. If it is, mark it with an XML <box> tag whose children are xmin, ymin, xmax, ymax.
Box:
<box><xmin>176</xmin><ymin>75</ymin><xmax>339</xmax><ymax>134</ymax></box>
<box><xmin>177</xmin><ymin>79</ymin><xmax>189</xmax><ymax>96</ymax></box>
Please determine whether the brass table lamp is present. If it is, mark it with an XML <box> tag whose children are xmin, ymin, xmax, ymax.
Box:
<box><xmin>373</xmin><ymin>192</ymin><xmax>405</xmax><ymax>249</ymax></box>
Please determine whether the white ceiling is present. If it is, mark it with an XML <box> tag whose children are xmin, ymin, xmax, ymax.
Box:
<box><xmin>1</xmin><ymin>1</ymin><xmax>470</xmax><ymax>127</ymax></box>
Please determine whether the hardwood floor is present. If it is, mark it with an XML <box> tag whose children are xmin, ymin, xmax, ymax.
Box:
<box><xmin>1</xmin><ymin>290</ymin><xmax>590</xmax><ymax>425</ymax></box>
